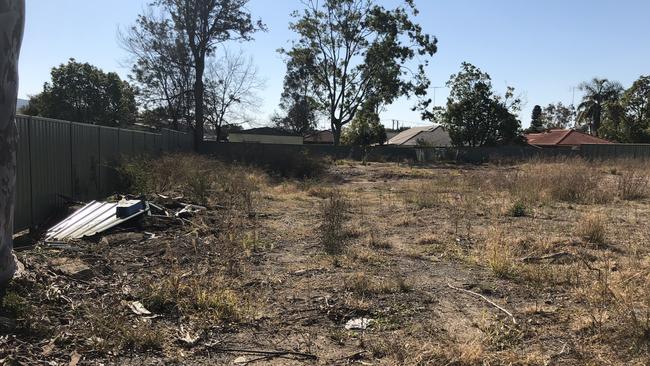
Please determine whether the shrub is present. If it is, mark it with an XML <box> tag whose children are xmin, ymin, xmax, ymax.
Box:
<box><xmin>508</xmin><ymin>201</ymin><xmax>527</xmax><ymax>217</ymax></box>
<box><xmin>344</xmin><ymin>272</ymin><xmax>411</xmax><ymax>296</ymax></box>
<box><xmin>115</xmin><ymin>154</ymin><xmax>263</xmax><ymax>212</ymax></box>
<box><xmin>115</xmin><ymin>156</ymin><xmax>153</xmax><ymax>194</ymax></box>
<box><xmin>577</xmin><ymin>212</ymin><xmax>607</xmax><ymax>246</ymax></box>
<box><xmin>617</xmin><ymin>171</ymin><xmax>648</xmax><ymax>201</ymax></box>
<box><xmin>320</xmin><ymin>190</ymin><xmax>349</xmax><ymax>254</ymax></box>
<box><xmin>187</xmin><ymin>170</ymin><xmax>211</xmax><ymax>205</ymax></box>
<box><xmin>484</xmin><ymin>228</ymin><xmax>515</xmax><ymax>278</ymax></box>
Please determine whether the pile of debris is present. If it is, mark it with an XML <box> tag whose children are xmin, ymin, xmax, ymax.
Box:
<box><xmin>44</xmin><ymin>196</ymin><xmax>206</xmax><ymax>245</ymax></box>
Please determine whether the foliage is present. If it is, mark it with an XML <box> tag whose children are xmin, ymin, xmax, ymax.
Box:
<box><xmin>23</xmin><ymin>59</ymin><xmax>136</xmax><ymax>127</ymax></box>
<box><xmin>320</xmin><ymin>189</ymin><xmax>349</xmax><ymax>255</ymax></box>
<box><xmin>341</xmin><ymin>107</ymin><xmax>387</xmax><ymax>147</ymax></box>
<box><xmin>508</xmin><ymin>201</ymin><xmax>527</xmax><ymax>217</ymax></box>
<box><xmin>541</xmin><ymin>102</ymin><xmax>575</xmax><ymax>129</ymax></box>
<box><xmin>144</xmin><ymin>0</ymin><xmax>265</xmax><ymax>147</ymax></box>
<box><xmin>274</xmin><ymin>50</ymin><xmax>320</xmax><ymax>135</ymax></box>
<box><xmin>280</xmin><ymin>0</ymin><xmax>437</xmax><ymax>144</ymax></box>
<box><xmin>119</xmin><ymin>11</ymin><xmax>194</xmax><ymax>130</ymax></box>
<box><xmin>599</xmin><ymin>75</ymin><xmax>650</xmax><ymax>143</ymax></box>
<box><xmin>528</xmin><ymin>105</ymin><xmax>543</xmax><ymax>132</ymax></box>
<box><xmin>442</xmin><ymin>62</ymin><xmax>523</xmax><ymax>147</ymax></box>
<box><xmin>273</xmin><ymin>96</ymin><xmax>318</xmax><ymax>135</ymax></box>
<box><xmin>577</xmin><ymin>78</ymin><xmax>623</xmax><ymax>136</ymax></box>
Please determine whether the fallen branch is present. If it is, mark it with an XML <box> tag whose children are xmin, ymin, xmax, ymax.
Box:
<box><xmin>208</xmin><ymin>346</ymin><xmax>317</xmax><ymax>361</ymax></box>
<box><xmin>521</xmin><ymin>251</ymin><xmax>572</xmax><ymax>263</ymax></box>
<box><xmin>447</xmin><ymin>283</ymin><xmax>517</xmax><ymax>325</ymax></box>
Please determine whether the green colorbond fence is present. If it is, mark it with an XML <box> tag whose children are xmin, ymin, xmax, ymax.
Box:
<box><xmin>14</xmin><ymin>115</ymin><xmax>193</xmax><ymax>232</ymax></box>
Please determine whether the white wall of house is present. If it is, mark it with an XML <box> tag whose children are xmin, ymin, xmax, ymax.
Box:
<box><xmin>229</xmin><ymin>133</ymin><xmax>304</xmax><ymax>145</ymax></box>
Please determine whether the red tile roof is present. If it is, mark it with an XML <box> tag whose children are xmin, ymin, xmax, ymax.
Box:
<box><xmin>525</xmin><ymin>129</ymin><xmax>612</xmax><ymax>146</ymax></box>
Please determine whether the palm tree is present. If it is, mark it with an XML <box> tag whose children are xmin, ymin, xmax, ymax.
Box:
<box><xmin>0</xmin><ymin>0</ymin><xmax>25</xmax><ymax>286</ymax></box>
<box><xmin>577</xmin><ymin>78</ymin><xmax>623</xmax><ymax>136</ymax></box>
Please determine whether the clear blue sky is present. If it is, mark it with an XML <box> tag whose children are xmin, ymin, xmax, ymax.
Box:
<box><xmin>18</xmin><ymin>0</ymin><xmax>650</xmax><ymax>129</ymax></box>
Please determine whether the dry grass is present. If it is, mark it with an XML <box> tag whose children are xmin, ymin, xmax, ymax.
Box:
<box><xmin>577</xmin><ymin>212</ymin><xmax>607</xmax><ymax>246</ymax></box>
<box><xmin>320</xmin><ymin>189</ymin><xmax>349</xmax><ymax>255</ymax></box>
<box><xmin>117</xmin><ymin>154</ymin><xmax>264</xmax><ymax>213</ymax></box>
<box><xmin>616</xmin><ymin>170</ymin><xmax>649</xmax><ymax>200</ymax></box>
<box><xmin>9</xmin><ymin>156</ymin><xmax>650</xmax><ymax>365</ymax></box>
<box><xmin>502</xmin><ymin>159</ymin><xmax>605</xmax><ymax>204</ymax></box>
<box><xmin>344</xmin><ymin>272</ymin><xmax>412</xmax><ymax>296</ymax></box>
<box><xmin>482</xmin><ymin>227</ymin><xmax>516</xmax><ymax>278</ymax></box>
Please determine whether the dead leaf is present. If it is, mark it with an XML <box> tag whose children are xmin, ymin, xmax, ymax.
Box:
<box><xmin>42</xmin><ymin>342</ymin><xmax>55</xmax><ymax>356</ymax></box>
<box><xmin>69</xmin><ymin>351</ymin><xmax>81</xmax><ymax>366</ymax></box>
<box><xmin>127</xmin><ymin>301</ymin><xmax>152</xmax><ymax>316</ymax></box>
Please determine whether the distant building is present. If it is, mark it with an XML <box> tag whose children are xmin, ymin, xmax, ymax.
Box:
<box><xmin>229</xmin><ymin>127</ymin><xmax>303</xmax><ymax>145</ymax></box>
<box><xmin>387</xmin><ymin>125</ymin><xmax>451</xmax><ymax>146</ymax></box>
<box><xmin>304</xmin><ymin>130</ymin><xmax>334</xmax><ymax>144</ymax></box>
<box><xmin>525</xmin><ymin>129</ymin><xmax>612</xmax><ymax>148</ymax></box>
<box><xmin>16</xmin><ymin>98</ymin><xmax>29</xmax><ymax>111</ymax></box>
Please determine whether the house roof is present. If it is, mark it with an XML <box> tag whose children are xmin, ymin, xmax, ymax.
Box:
<box><xmin>388</xmin><ymin>125</ymin><xmax>440</xmax><ymax>145</ymax></box>
<box><xmin>234</xmin><ymin>127</ymin><xmax>300</xmax><ymax>136</ymax></box>
<box><xmin>525</xmin><ymin>129</ymin><xmax>612</xmax><ymax>146</ymax></box>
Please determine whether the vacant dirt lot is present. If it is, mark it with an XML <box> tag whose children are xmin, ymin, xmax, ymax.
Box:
<box><xmin>1</xmin><ymin>155</ymin><xmax>649</xmax><ymax>365</ymax></box>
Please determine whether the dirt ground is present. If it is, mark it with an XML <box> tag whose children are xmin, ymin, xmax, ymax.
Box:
<box><xmin>1</xmin><ymin>157</ymin><xmax>649</xmax><ymax>365</ymax></box>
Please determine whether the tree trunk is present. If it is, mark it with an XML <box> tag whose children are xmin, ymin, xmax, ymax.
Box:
<box><xmin>593</xmin><ymin>105</ymin><xmax>602</xmax><ymax>137</ymax></box>
<box><xmin>193</xmin><ymin>57</ymin><xmax>205</xmax><ymax>151</ymax></box>
<box><xmin>331</xmin><ymin>121</ymin><xmax>341</xmax><ymax>146</ymax></box>
<box><xmin>0</xmin><ymin>0</ymin><xmax>25</xmax><ymax>286</ymax></box>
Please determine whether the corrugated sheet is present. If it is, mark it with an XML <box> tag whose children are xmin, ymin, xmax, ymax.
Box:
<box><xmin>45</xmin><ymin>200</ymin><xmax>147</xmax><ymax>241</ymax></box>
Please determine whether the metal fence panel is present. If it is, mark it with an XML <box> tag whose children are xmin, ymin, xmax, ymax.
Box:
<box><xmin>28</xmin><ymin>117</ymin><xmax>73</xmax><ymax>226</ymax></box>
<box><xmin>15</xmin><ymin>116</ymin><xmax>32</xmax><ymax>232</ymax></box>
<box><xmin>14</xmin><ymin>115</ymin><xmax>194</xmax><ymax>233</ymax></box>
<box><xmin>99</xmin><ymin>127</ymin><xmax>120</xmax><ymax>196</ymax></box>
<box><xmin>133</xmin><ymin>132</ymin><xmax>146</xmax><ymax>156</ymax></box>
<box><xmin>144</xmin><ymin>133</ymin><xmax>156</xmax><ymax>155</ymax></box>
<box><xmin>118</xmin><ymin>129</ymin><xmax>134</xmax><ymax>156</ymax></box>
<box><xmin>71</xmin><ymin>123</ymin><xmax>100</xmax><ymax>201</ymax></box>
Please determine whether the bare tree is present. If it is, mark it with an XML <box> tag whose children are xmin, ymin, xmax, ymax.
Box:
<box><xmin>204</xmin><ymin>49</ymin><xmax>264</xmax><ymax>141</ymax></box>
<box><xmin>119</xmin><ymin>11</ymin><xmax>195</xmax><ymax>130</ymax></box>
<box><xmin>153</xmin><ymin>0</ymin><xmax>265</xmax><ymax>149</ymax></box>
<box><xmin>0</xmin><ymin>0</ymin><xmax>25</xmax><ymax>285</ymax></box>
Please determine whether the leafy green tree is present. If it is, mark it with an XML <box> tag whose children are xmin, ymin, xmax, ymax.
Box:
<box><xmin>542</xmin><ymin>102</ymin><xmax>575</xmax><ymax>129</ymax></box>
<box><xmin>280</xmin><ymin>0</ymin><xmax>437</xmax><ymax>145</ymax></box>
<box><xmin>442</xmin><ymin>62</ymin><xmax>523</xmax><ymax>147</ymax></box>
<box><xmin>600</xmin><ymin>75</ymin><xmax>650</xmax><ymax>142</ymax></box>
<box><xmin>528</xmin><ymin>105</ymin><xmax>543</xmax><ymax>132</ymax></box>
<box><xmin>341</xmin><ymin>106</ymin><xmax>387</xmax><ymax>147</ymax></box>
<box><xmin>577</xmin><ymin>78</ymin><xmax>623</xmax><ymax>136</ymax></box>
<box><xmin>151</xmin><ymin>0</ymin><xmax>265</xmax><ymax>148</ymax></box>
<box><xmin>23</xmin><ymin>59</ymin><xmax>136</xmax><ymax>127</ymax></box>
<box><xmin>273</xmin><ymin>96</ymin><xmax>318</xmax><ymax>135</ymax></box>
<box><xmin>274</xmin><ymin>54</ymin><xmax>320</xmax><ymax>136</ymax></box>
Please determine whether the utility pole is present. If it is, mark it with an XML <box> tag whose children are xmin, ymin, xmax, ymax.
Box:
<box><xmin>431</xmin><ymin>86</ymin><xmax>445</xmax><ymax>108</ymax></box>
